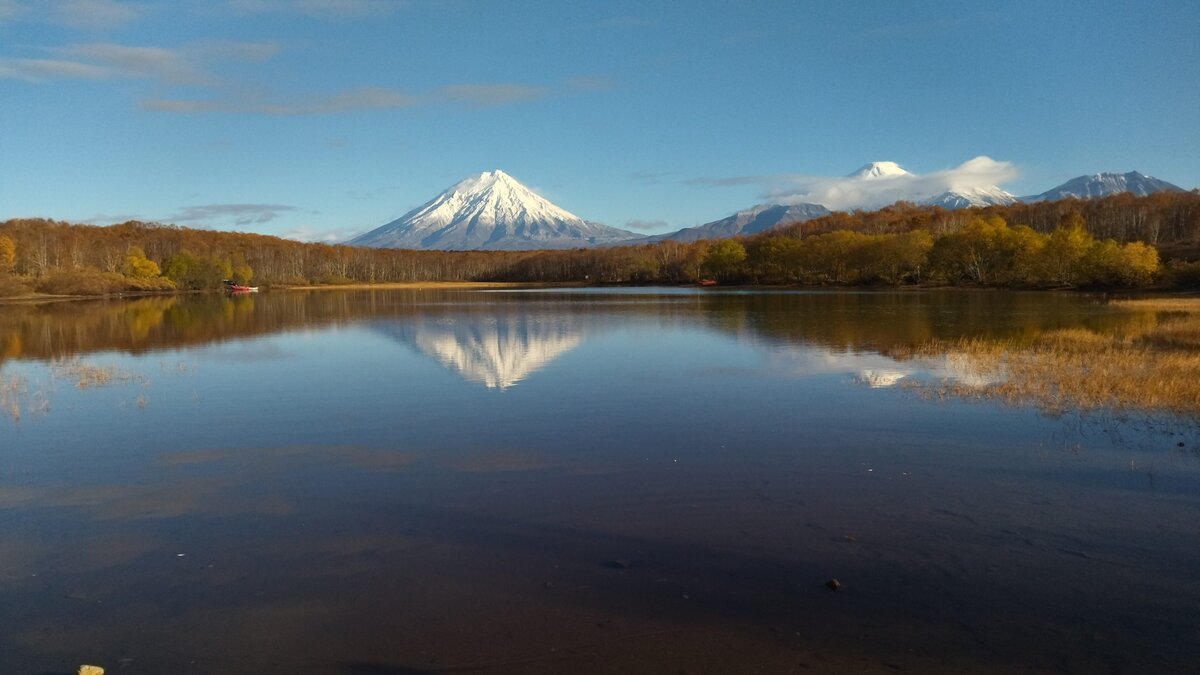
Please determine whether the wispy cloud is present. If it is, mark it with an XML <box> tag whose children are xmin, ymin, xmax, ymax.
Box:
<box><xmin>0</xmin><ymin>0</ymin><xmax>146</xmax><ymax>30</ymax></box>
<box><xmin>566</xmin><ymin>74</ymin><xmax>616</xmax><ymax>91</ymax></box>
<box><xmin>279</xmin><ymin>225</ymin><xmax>361</xmax><ymax>243</ymax></box>
<box><xmin>432</xmin><ymin>83</ymin><xmax>547</xmax><ymax>107</ymax></box>
<box><xmin>143</xmin><ymin>82</ymin><xmax>549</xmax><ymax>115</ymax></box>
<box><xmin>0</xmin><ymin>57</ymin><xmax>112</xmax><ymax>80</ymax></box>
<box><xmin>55</xmin><ymin>0</ymin><xmax>144</xmax><ymax>29</ymax></box>
<box><xmin>0</xmin><ymin>41</ymin><xmax>279</xmax><ymax>84</ymax></box>
<box><xmin>81</xmin><ymin>212</ymin><xmax>145</xmax><ymax>225</ymax></box>
<box><xmin>629</xmin><ymin>171</ymin><xmax>672</xmax><ymax>185</ymax></box>
<box><xmin>624</xmin><ymin>219</ymin><xmax>668</xmax><ymax>231</ymax></box>
<box><xmin>685</xmin><ymin>175</ymin><xmax>765</xmax><ymax>187</ymax></box>
<box><xmin>143</xmin><ymin>86</ymin><xmax>413</xmax><ymax>114</ymax></box>
<box><xmin>228</xmin><ymin>0</ymin><xmax>401</xmax><ymax>19</ymax></box>
<box><xmin>65</xmin><ymin>42</ymin><xmax>209</xmax><ymax>84</ymax></box>
<box><xmin>166</xmin><ymin>203</ymin><xmax>300</xmax><ymax>227</ymax></box>
<box><xmin>763</xmin><ymin>156</ymin><xmax>1019</xmax><ymax>210</ymax></box>
<box><xmin>0</xmin><ymin>0</ymin><xmax>28</xmax><ymax>24</ymax></box>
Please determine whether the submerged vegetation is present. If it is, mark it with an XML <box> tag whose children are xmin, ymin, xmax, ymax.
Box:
<box><xmin>0</xmin><ymin>191</ymin><xmax>1197</xmax><ymax>296</ymax></box>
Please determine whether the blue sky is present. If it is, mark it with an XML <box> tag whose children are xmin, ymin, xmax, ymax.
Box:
<box><xmin>1</xmin><ymin>0</ymin><xmax>1197</xmax><ymax>241</ymax></box>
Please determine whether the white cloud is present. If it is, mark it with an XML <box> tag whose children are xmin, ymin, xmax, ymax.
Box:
<box><xmin>692</xmin><ymin>156</ymin><xmax>1019</xmax><ymax>211</ymax></box>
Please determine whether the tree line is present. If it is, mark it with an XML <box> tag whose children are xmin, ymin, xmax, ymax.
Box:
<box><xmin>1</xmin><ymin>191</ymin><xmax>1198</xmax><ymax>297</ymax></box>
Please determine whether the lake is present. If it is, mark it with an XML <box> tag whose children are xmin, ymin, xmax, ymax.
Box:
<box><xmin>1</xmin><ymin>288</ymin><xmax>1198</xmax><ymax>674</ymax></box>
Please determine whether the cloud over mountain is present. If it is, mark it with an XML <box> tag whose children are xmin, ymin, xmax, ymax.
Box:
<box><xmin>764</xmin><ymin>156</ymin><xmax>1019</xmax><ymax>210</ymax></box>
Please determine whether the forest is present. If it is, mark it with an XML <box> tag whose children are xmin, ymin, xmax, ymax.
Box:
<box><xmin>1</xmin><ymin>191</ymin><xmax>1198</xmax><ymax>297</ymax></box>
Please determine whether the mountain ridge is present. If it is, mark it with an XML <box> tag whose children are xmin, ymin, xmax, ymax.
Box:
<box><xmin>1022</xmin><ymin>171</ymin><xmax>1183</xmax><ymax>202</ymax></box>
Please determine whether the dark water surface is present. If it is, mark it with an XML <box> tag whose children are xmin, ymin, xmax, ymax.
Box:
<box><xmin>1</xmin><ymin>289</ymin><xmax>1197</xmax><ymax>674</ymax></box>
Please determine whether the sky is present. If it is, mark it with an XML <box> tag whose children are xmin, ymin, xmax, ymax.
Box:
<box><xmin>1</xmin><ymin>0</ymin><xmax>1197</xmax><ymax>241</ymax></box>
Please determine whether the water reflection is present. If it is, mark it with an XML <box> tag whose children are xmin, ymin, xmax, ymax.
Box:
<box><xmin>0</xmin><ymin>289</ymin><xmax>1193</xmax><ymax>416</ymax></box>
<box><xmin>374</xmin><ymin>313</ymin><xmax>586</xmax><ymax>389</ymax></box>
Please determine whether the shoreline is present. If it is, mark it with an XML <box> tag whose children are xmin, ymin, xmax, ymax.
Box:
<box><xmin>1</xmin><ymin>281</ymin><xmax>1195</xmax><ymax>306</ymax></box>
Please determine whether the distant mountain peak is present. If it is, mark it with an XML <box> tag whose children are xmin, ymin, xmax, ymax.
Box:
<box><xmin>1023</xmin><ymin>171</ymin><xmax>1183</xmax><ymax>202</ymax></box>
<box><xmin>349</xmin><ymin>170</ymin><xmax>636</xmax><ymax>250</ymax></box>
<box><xmin>850</xmin><ymin>161</ymin><xmax>911</xmax><ymax>179</ymax></box>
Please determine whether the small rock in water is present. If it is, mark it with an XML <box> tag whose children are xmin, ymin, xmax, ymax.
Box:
<box><xmin>603</xmin><ymin>559</ymin><xmax>630</xmax><ymax>570</ymax></box>
<box><xmin>825</xmin><ymin>578</ymin><xmax>842</xmax><ymax>591</ymax></box>
<box><xmin>79</xmin><ymin>666</ymin><xmax>105</xmax><ymax>675</ymax></box>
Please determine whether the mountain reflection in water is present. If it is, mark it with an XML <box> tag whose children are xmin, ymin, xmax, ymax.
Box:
<box><xmin>375</xmin><ymin>314</ymin><xmax>585</xmax><ymax>390</ymax></box>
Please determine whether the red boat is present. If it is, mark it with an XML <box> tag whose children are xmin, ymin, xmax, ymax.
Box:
<box><xmin>223</xmin><ymin>280</ymin><xmax>259</xmax><ymax>293</ymax></box>
<box><xmin>698</xmin><ymin>279</ymin><xmax>718</xmax><ymax>286</ymax></box>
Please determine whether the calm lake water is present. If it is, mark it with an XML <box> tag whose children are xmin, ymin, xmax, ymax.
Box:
<box><xmin>1</xmin><ymin>289</ymin><xmax>1197</xmax><ymax>674</ymax></box>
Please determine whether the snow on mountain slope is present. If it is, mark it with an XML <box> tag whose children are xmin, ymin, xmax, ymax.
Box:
<box><xmin>848</xmin><ymin>161</ymin><xmax>912</xmax><ymax>180</ymax></box>
<box><xmin>1023</xmin><ymin>171</ymin><xmax>1184</xmax><ymax>202</ymax></box>
<box><xmin>923</xmin><ymin>185</ymin><xmax>1018</xmax><ymax>209</ymax></box>
<box><xmin>641</xmin><ymin>202</ymin><xmax>830</xmax><ymax>243</ymax></box>
<box><xmin>349</xmin><ymin>170</ymin><xmax>637</xmax><ymax>250</ymax></box>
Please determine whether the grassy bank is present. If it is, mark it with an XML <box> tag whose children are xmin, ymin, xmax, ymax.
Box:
<box><xmin>896</xmin><ymin>298</ymin><xmax>1200</xmax><ymax>416</ymax></box>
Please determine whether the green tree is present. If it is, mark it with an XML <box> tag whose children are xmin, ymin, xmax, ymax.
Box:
<box><xmin>747</xmin><ymin>236</ymin><xmax>803</xmax><ymax>282</ymax></box>
<box><xmin>163</xmin><ymin>250</ymin><xmax>232</xmax><ymax>289</ymax></box>
<box><xmin>701</xmin><ymin>240</ymin><xmax>747</xmax><ymax>281</ymax></box>
<box><xmin>868</xmin><ymin>230</ymin><xmax>933</xmax><ymax>284</ymax></box>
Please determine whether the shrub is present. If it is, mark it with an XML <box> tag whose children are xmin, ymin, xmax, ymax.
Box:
<box><xmin>0</xmin><ymin>273</ymin><xmax>29</xmax><ymax>297</ymax></box>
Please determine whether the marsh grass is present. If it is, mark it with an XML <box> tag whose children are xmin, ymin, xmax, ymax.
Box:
<box><xmin>0</xmin><ymin>373</ymin><xmax>25</xmax><ymax>421</ymax></box>
<box><xmin>896</xmin><ymin>306</ymin><xmax>1200</xmax><ymax>416</ymax></box>
<box><xmin>50</xmin><ymin>357</ymin><xmax>149</xmax><ymax>389</ymax></box>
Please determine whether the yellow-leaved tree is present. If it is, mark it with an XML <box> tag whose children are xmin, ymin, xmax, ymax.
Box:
<box><xmin>123</xmin><ymin>246</ymin><xmax>161</xmax><ymax>279</ymax></box>
<box><xmin>0</xmin><ymin>235</ymin><xmax>15</xmax><ymax>272</ymax></box>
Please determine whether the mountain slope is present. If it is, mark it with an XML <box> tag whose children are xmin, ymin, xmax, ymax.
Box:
<box><xmin>349</xmin><ymin>170</ymin><xmax>636</xmax><ymax>250</ymax></box>
<box><xmin>923</xmin><ymin>186</ymin><xmax>1018</xmax><ymax>209</ymax></box>
<box><xmin>1024</xmin><ymin>171</ymin><xmax>1183</xmax><ymax>202</ymax></box>
<box><xmin>643</xmin><ymin>202</ymin><xmax>831</xmax><ymax>243</ymax></box>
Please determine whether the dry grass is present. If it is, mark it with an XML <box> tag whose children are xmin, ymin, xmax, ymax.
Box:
<box><xmin>0</xmin><ymin>372</ymin><xmax>50</xmax><ymax>422</ymax></box>
<box><xmin>0</xmin><ymin>373</ymin><xmax>25</xmax><ymax>421</ymax></box>
<box><xmin>50</xmin><ymin>358</ymin><xmax>148</xmax><ymax>389</ymax></box>
<box><xmin>899</xmin><ymin>311</ymin><xmax>1200</xmax><ymax>417</ymax></box>
<box><xmin>1110</xmin><ymin>297</ymin><xmax>1200</xmax><ymax>312</ymax></box>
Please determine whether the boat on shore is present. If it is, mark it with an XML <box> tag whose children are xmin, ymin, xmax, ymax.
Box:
<box><xmin>223</xmin><ymin>280</ymin><xmax>259</xmax><ymax>293</ymax></box>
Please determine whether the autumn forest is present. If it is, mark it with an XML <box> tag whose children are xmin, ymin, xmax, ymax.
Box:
<box><xmin>2</xmin><ymin>191</ymin><xmax>1198</xmax><ymax>298</ymax></box>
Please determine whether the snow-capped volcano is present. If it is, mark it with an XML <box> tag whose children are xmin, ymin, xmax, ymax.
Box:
<box><xmin>849</xmin><ymin>161</ymin><xmax>911</xmax><ymax>180</ymax></box>
<box><xmin>350</xmin><ymin>170</ymin><xmax>637</xmax><ymax>250</ymax></box>
<box><xmin>1023</xmin><ymin>171</ymin><xmax>1183</xmax><ymax>202</ymax></box>
<box><xmin>923</xmin><ymin>185</ymin><xmax>1018</xmax><ymax>209</ymax></box>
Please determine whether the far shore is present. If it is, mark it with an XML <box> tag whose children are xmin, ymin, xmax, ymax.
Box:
<box><xmin>2</xmin><ymin>281</ymin><xmax>1197</xmax><ymax>306</ymax></box>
